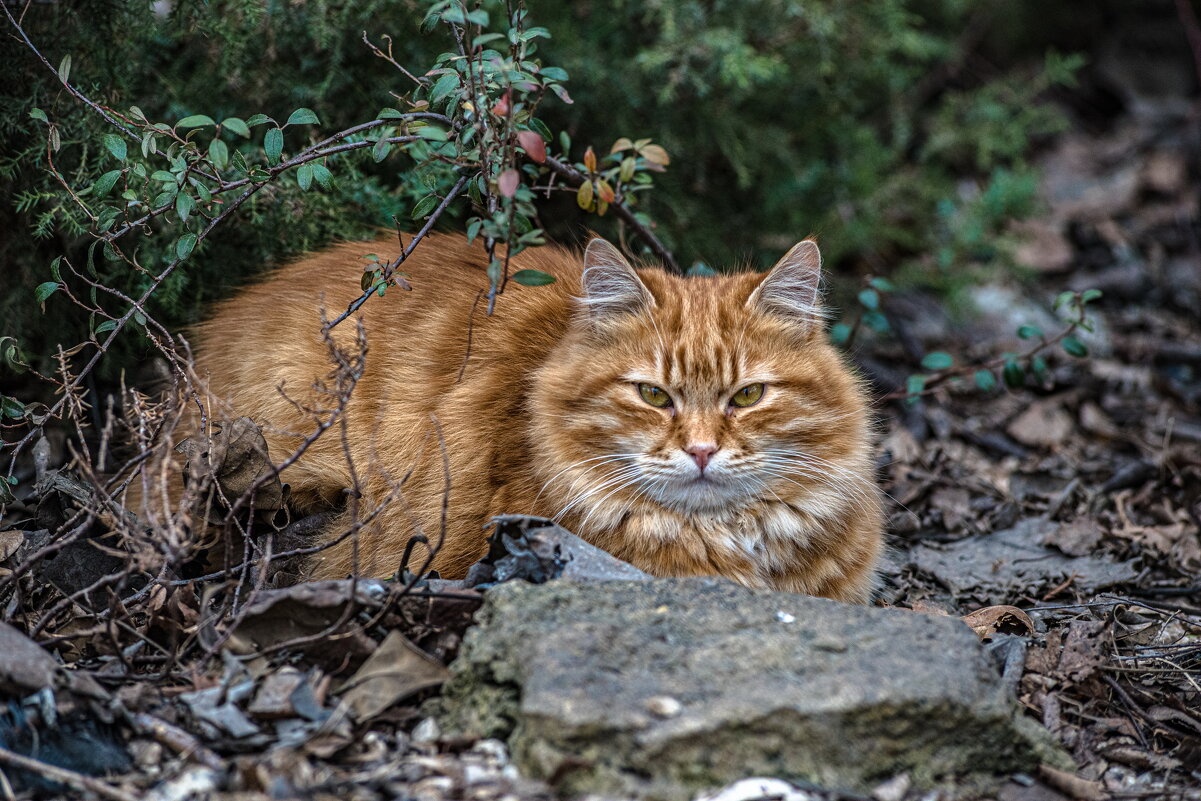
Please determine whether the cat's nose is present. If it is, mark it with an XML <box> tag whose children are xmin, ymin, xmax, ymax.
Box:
<box><xmin>685</xmin><ymin>443</ymin><xmax>719</xmax><ymax>472</ymax></box>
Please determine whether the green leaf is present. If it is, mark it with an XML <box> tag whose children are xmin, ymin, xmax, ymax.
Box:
<box><xmin>830</xmin><ymin>323</ymin><xmax>851</xmax><ymax>345</ymax></box>
<box><xmin>904</xmin><ymin>374</ymin><xmax>926</xmax><ymax>404</ymax></box>
<box><xmin>95</xmin><ymin>320</ymin><xmax>117</xmax><ymax>334</ymax></box>
<box><xmin>177</xmin><ymin>114</ymin><xmax>216</xmax><ymax>129</ymax></box>
<box><xmin>539</xmin><ymin>66</ymin><xmax>569</xmax><ymax>82</ymax></box>
<box><xmin>297</xmin><ymin>162</ymin><xmax>313</xmax><ymax>190</ymax></box>
<box><xmin>974</xmin><ymin>369</ymin><xmax>997</xmax><ymax>392</ymax></box>
<box><xmin>29</xmin><ymin>108</ymin><xmax>48</xmax><ymax>123</ymax></box>
<box><xmin>264</xmin><ymin>127</ymin><xmax>283</xmax><ymax>164</ymax></box>
<box><xmin>175</xmin><ymin>192</ymin><xmax>194</xmax><ymax>222</ymax></box>
<box><xmin>1053</xmin><ymin>290</ymin><xmax>1075</xmax><ymax>311</ymax></box>
<box><xmin>1081</xmin><ymin>289</ymin><xmax>1103</xmax><ymax>303</ymax></box>
<box><xmin>208</xmin><ymin>138</ymin><xmax>229</xmax><ymax>169</ymax></box>
<box><xmin>1002</xmin><ymin>360</ymin><xmax>1025</xmax><ymax>388</ymax></box>
<box><xmin>1061</xmin><ymin>336</ymin><xmax>1088</xmax><ymax>358</ymax></box>
<box><xmin>920</xmin><ymin>351</ymin><xmax>953</xmax><ymax>370</ymax></box>
<box><xmin>416</xmin><ymin>125</ymin><xmax>449</xmax><ymax>141</ymax></box>
<box><xmin>34</xmin><ymin>282</ymin><xmax>59</xmax><ymax>305</ymax></box>
<box><xmin>372</xmin><ymin>139</ymin><xmax>392</xmax><ymax>163</ymax></box>
<box><xmin>1</xmin><ymin>395</ymin><xmax>25</xmax><ymax>419</ymax></box>
<box><xmin>221</xmin><ymin>117</ymin><xmax>251</xmax><ymax>138</ymax></box>
<box><xmin>411</xmin><ymin>195</ymin><xmax>438</xmax><ymax>219</ymax></box>
<box><xmin>1016</xmin><ymin>325</ymin><xmax>1043</xmax><ymax>340</ymax></box>
<box><xmin>1031</xmin><ymin>356</ymin><xmax>1049</xmax><ymax>382</ymax></box>
<box><xmin>103</xmin><ymin>134</ymin><xmax>127</xmax><ymax>161</ymax></box>
<box><xmin>465</xmin><ymin>8</ymin><xmax>488</xmax><ymax>25</ymax></box>
<box><xmin>93</xmin><ymin>170</ymin><xmax>121</xmax><ymax>197</ymax></box>
<box><xmin>857</xmin><ymin>288</ymin><xmax>879</xmax><ymax>310</ymax></box>
<box><xmin>285</xmin><ymin>108</ymin><xmax>320</xmax><ymax>126</ymax></box>
<box><xmin>311</xmin><ymin>163</ymin><xmax>333</xmax><ymax>190</ymax></box>
<box><xmin>57</xmin><ymin>54</ymin><xmax>71</xmax><ymax>84</ymax></box>
<box><xmin>868</xmin><ymin>277</ymin><xmax>896</xmax><ymax>293</ymax></box>
<box><xmin>151</xmin><ymin>170</ymin><xmax>177</xmax><ymax>183</ymax></box>
<box><xmin>377</xmin><ymin>108</ymin><xmax>407</xmax><ymax>120</ymax></box>
<box><xmin>430</xmin><ymin>73</ymin><xmax>459</xmax><ymax>104</ymax></box>
<box><xmin>176</xmin><ymin>233</ymin><xmax>198</xmax><ymax>260</ymax></box>
<box><xmin>511</xmin><ymin>269</ymin><xmax>556</xmax><ymax>286</ymax></box>
<box><xmin>466</xmin><ymin>218</ymin><xmax>483</xmax><ymax>244</ymax></box>
<box><xmin>245</xmin><ymin>114</ymin><xmax>272</xmax><ymax>127</ymax></box>
<box><xmin>529</xmin><ymin>118</ymin><xmax>553</xmax><ymax>144</ymax></box>
<box><xmin>863</xmin><ymin>311</ymin><xmax>890</xmax><ymax>333</ymax></box>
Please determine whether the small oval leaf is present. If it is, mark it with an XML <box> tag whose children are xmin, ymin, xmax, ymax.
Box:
<box><xmin>285</xmin><ymin>107</ymin><xmax>320</xmax><ymax>127</ymax></box>
<box><xmin>498</xmin><ymin>168</ymin><xmax>520</xmax><ymax>198</ymax></box>
<box><xmin>176</xmin><ymin>233</ymin><xmax>198</xmax><ymax>260</ymax></box>
<box><xmin>177</xmin><ymin>114</ymin><xmax>217</xmax><ymax>129</ymax></box>
<box><xmin>264</xmin><ymin>127</ymin><xmax>283</xmax><ymax>164</ymax></box>
<box><xmin>511</xmin><ymin>269</ymin><xmax>556</xmax><ymax>286</ymax></box>
<box><xmin>920</xmin><ymin>351</ymin><xmax>954</xmax><ymax>370</ymax></box>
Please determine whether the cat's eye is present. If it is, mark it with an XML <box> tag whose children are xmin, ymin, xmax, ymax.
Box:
<box><xmin>638</xmin><ymin>383</ymin><xmax>673</xmax><ymax>408</ymax></box>
<box><xmin>730</xmin><ymin>383</ymin><xmax>765</xmax><ymax>408</ymax></box>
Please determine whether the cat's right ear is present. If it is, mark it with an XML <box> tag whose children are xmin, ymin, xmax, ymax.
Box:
<box><xmin>747</xmin><ymin>239</ymin><xmax>824</xmax><ymax>333</ymax></box>
<box><xmin>580</xmin><ymin>238</ymin><xmax>655</xmax><ymax>321</ymax></box>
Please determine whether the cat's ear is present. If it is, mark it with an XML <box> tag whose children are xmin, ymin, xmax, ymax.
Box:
<box><xmin>580</xmin><ymin>238</ymin><xmax>655</xmax><ymax>320</ymax></box>
<box><xmin>747</xmin><ymin>239</ymin><xmax>823</xmax><ymax>331</ymax></box>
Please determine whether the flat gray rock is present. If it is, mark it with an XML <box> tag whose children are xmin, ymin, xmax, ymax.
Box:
<box><xmin>908</xmin><ymin>517</ymin><xmax>1139</xmax><ymax>604</ymax></box>
<box><xmin>435</xmin><ymin>579</ymin><xmax>1065</xmax><ymax>800</ymax></box>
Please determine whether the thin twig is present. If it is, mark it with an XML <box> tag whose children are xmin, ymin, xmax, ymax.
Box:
<box><xmin>0</xmin><ymin>746</ymin><xmax>139</xmax><ymax>801</ymax></box>
<box><xmin>544</xmin><ymin>155</ymin><xmax>680</xmax><ymax>274</ymax></box>
<box><xmin>324</xmin><ymin>173</ymin><xmax>470</xmax><ymax>330</ymax></box>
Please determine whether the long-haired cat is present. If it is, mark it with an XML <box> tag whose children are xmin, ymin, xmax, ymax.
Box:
<box><xmin>188</xmin><ymin>234</ymin><xmax>884</xmax><ymax>602</ymax></box>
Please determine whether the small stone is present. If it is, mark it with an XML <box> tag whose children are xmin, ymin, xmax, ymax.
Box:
<box><xmin>1007</xmin><ymin>400</ymin><xmax>1073</xmax><ymax>449</ymax></box>
<box><xmin>412</xmin><ymin>717</ymin><xmax>441</xmax><ymax>743</ymax></box>
<box><xmin>775</xmin><ymin>610</ymin><xmax>796</xmax><ymax>623</ymax></box>
<box><xmin>248</xmin><ymin>668</ymin><xmax>305</xmax><ymax>719</ymax></box>
<box><xmin>644</xmin><ymin>696</ymin><xmax>682</xmax><ymax>718</ymax></box>
<box><xmin>872</xmin><ymin>772</ymin><xmax>912</xmax><ymax>801</ymax></box>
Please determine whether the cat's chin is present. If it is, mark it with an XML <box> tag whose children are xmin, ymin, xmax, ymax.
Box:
<box><xmin>650</xmin><ymin>476</ymin><xmax>750</xmax><ymax>516</ymax></box>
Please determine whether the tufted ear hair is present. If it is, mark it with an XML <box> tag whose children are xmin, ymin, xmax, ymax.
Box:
<box><xmin>580</xmin><ymin>238</ymin><xmax>655</xmax><ymax>321</ymax></box>
<box><xmin>746</xmin><ymin>239</ymin><xmax>824</xmax><ymax>331</ymax></box>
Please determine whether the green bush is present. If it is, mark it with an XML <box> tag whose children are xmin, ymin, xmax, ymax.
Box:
<box><xmin>1</xmin><ymin>0</ymin><xmax>1080</xmax><ymax>377</ymax></box>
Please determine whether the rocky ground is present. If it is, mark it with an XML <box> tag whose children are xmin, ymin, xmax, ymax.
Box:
<box><xmin>0</xmin><ymin>68</ymin><xmax>1199</xmax><ymax>801</ymax></box>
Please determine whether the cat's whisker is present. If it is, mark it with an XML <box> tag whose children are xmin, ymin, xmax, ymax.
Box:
<box><xmin>535</xmin><ymin>453</ymin><xmax>640</xmax><ymax>502</ymax></box>
<box><xmin>761</xmin><ymin>447</ymin><xmax>908</xmax><ymax>513</ymax></box>
<box><xmin>553</xmin><ymin>465</ymin><xmax>646</xmax><ymax>522</ymax></box>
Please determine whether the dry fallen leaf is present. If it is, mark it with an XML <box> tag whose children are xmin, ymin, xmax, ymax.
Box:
<box><xmin>961</xmin><ymin>605</ymin><xmax>1035</xmax><ymax>640</ymax></box>
<box><xmin>339</xmin><ymin>629</ymin><xmax>449</xmax><ymax>721</ymax></box>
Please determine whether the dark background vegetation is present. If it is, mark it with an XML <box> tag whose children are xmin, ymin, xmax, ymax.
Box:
<box><xmin>0</xmin><ymin>0</ymin><xmax>1195</xmax><ymax>373</ymax></box>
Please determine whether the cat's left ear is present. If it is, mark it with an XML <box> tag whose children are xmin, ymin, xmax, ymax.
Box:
<box><xmin>747</xmin><ymin>239</ymin><xmax>823</xmax><ymax>332</ymax></box>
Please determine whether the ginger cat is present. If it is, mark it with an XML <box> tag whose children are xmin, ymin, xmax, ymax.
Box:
<box><xmin>190</xmin><ymin>234</ymin><xmax>884</xmax><ymax>603</ymax></box>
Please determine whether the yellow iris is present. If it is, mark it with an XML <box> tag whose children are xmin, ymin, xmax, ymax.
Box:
<box><xmin>731</xmin><ymin>383</ymin><xmax>764</xmax><ymax>408</ymax></box>
<box><xmin>638</xmin><ymin>383</ymin><xmax>673</xmax><ymax>408</ymax></box>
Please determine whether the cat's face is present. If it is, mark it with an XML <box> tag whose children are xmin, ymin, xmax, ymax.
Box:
<box><xmin>533</xmin><ymin>240</ymin><xmax>872</xmax><ymax>529</ymax></box>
